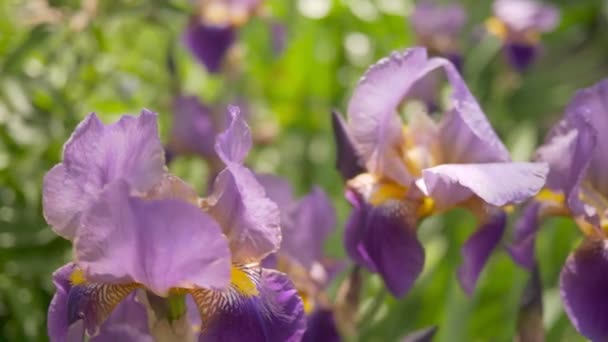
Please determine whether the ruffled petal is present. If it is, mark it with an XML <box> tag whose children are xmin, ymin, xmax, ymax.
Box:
<box><xmin>281</xmin><ymin>187</ymin><xmax>336</xmax><ymax>269</ymax></box>
<box><xmin>193</xmin><ymin>267</ymin><xmax>306</xmax><ymax>342</ymax></box>
<box><xmin>331</xmin><ymin>111</ymin><xmax>365</xmax><ymax>181</ymax></box>
<box><xmin>560</xmin><ymin>239</ymin><xmax>608</xmax><ymax>341</ymax></box>
<box><xmin>183</xmin><ymin>21</ymin><xmax>235</xmax><ymax>73</ymax></box>
<box><xmin>206</xmin><ymin>110</ymin><xmax>281</xmax><ymax>263</ymax></box>
<box><xmin>457</xmin><ymin>212</ymin><xmax>507</xmax><ymax>295</ymax></box>
<box><xmin>416</xmin><ymin>162</ymin><xmax>548</xmax><ymax>209</ymax></box>
<box><xmin>76</xmin><ymin>181</ymin><xmax>231</xmax><ymax>295</ymax></box>
<box><xmin>302</xmin><ymin>309</ymin><xmax>340</xmax><ymax>342</ymax></box>
<box><xmin>42</xmin><ymin>111</ymin><xmax>165</xmax><ymax>239</ymax></box>
<box><xmin>507</xmin><ymin>202</ymin><xmax>541</xmax><ymax>269</ymax></box>
<box><xmin>169</xmin><ymin>95</ymin><xmax>216</xmax><ymax>158</ymax></box>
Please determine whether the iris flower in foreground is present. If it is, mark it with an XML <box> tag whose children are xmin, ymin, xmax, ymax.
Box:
<box><xmin>332</xmin><ymin>47</ymin><xmax>548</xmax><ymax>297</ymax></box>
<box><xmin>258</xmin><ymin>175</ymin><xmax>342</xmax><ymax>342</ymax></box>
<box><xmin>509</xmin><ymin>79</ymin><xmax>608</xmax><ymax>341</ymax></box>
<box><xmin>44</xmin><ymin>108</ymin><xmax>305</xmax><ymax>341</ymax></box>
<box><xmin>485</xmin><ymin>0</ymin><xmax>559</xmax><ymax>70</ymax></box>
<box><xmin>183</xmin><ymin>0</ymin><xmax>261</xmax><ymax>73</ymax></box>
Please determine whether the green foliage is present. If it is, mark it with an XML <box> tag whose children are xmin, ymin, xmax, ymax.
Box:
<box><xmin>0</xmin><ymin>0</ymin><xmax>606</xmax><ymax>340</ymax></box>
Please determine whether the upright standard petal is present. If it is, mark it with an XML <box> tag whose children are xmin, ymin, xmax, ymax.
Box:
<box><xmin>42</xmin><ymin>111</ymin><xmax>165</xmax><ymax>239</ymax></box>
<box><xmin>411</xmin><ymin>1</ymin><xmax>466</xmax><ymax>38</ymax></box>
<box><xmin>416</xmin><ymin>162</ymin><xmax>548</xmax><ymax>209</ymax></box>
<box><xmin>169</xmin><ymin>95</ymin><xmax>216</xmax><ymax>158</ymax></box>
<box><xmin>193</xmin><ymin>267</ymin><xmax>306</xmax><ymax>342</ymax></box>
<box><xmin>281</xmin><ymin>187</ymin><xmax>336</xmax><ymax>269</ymax></box>
<box><xmin>183</xmin><ymin>21</ymin><xmax>235</xmax><ymax>73</ymax></box>
<box><xmin>457</xmin><ymin>212</ymin><xmax>507</xmax><ymax>295</ymax></box>
<box><xmin>205</xmin><ymin>109</ymin><xmax>281</xmax><ymax>263</ymax></box>
<box><xmin>560</xmin><ymin>239</ymin><xmax>608</xmax><ymax>341</ymax></box>
<box><xmin>493</xmin><ymin>0</ymin><xmax>559</xmax><ymax>33</ymax></box>
<box><xmin>347</xmin><ymin>49</ymin><xmax>430</xmax><ymax>185</ymax></box>
<box><xmin>76</xmin><ymin>181</ymin><xmax>231</xmax><ymax>295</ymax></box>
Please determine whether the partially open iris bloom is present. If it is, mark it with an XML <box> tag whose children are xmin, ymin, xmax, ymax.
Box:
<box><xmin>409</xmin><ymin>0</ymin><xmax>466</xmax><ymax>70</ymax></box>
<box><xmin>183</xmin><ymin>0</ymin><xmax>261</xmax><ymax>73</ymax></box>
<box><xmin>486</xmin><ymin>0</ymin><xmax>559</xmax><ymax>70</ymax></box>
<box><xmin>257</xmin><ymin>175</ymin><xmax>342</xmax><ymax>342</ymax></box>
<box><xmin>509</xmin><ymin>79</ymin><xmax>608</xmax><ymax>341</ymax></box>
<box><xmin>332</xmin><ymin>47</ymin><xmax>548</xmax><ymax>297</ymax></box>
<box><xmin>44</xmin><ymin>108</ymin><xmax>305</xmax><ymax>341</ymax></box>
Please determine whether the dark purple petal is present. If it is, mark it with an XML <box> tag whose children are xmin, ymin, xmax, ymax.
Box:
<box><xmin>493</xmin><ymin>0</ymin><xmax>559</xmax><ymax>33</ymax></box>
<box><xmin>331</xmin><ymin>110</ymin><xmax>365</xmax><ymax>181</ymax></box>
<box><xmin>401</xmin><ymin>326</ymin><xmax>438</xmax><ymax>342</ymax></box>
<box><xmin>76</xmin><ymin>180</ymin><xmax>231</xmax><ymax>295</ymax></box>
<box><xmin>343</xmin><ymin>190</ymin><xmax>378</xmax><ymax>272</ymax></box>
<box><xmin>281</xmin><ymin>187</ymin><xmax>336</xmax><ymax>268</ymax></box>
<box><xmin>194</xmin><ymin>267</ymin><xmax>306</xmax><ymax>342</ymax></box>
<box><xmin>417</xmin><ymin>162</ymin><xmax>548</xmax><ymax>209</ymax></box>
<box><xmin>345</xmin><ymin>192</ymin><xmax>424</xmax><ymax>297</ymax></box>
<box><xmin>560</xmin><ymin>239</ymin><xmax>608</xmax><ymax>341</ymax></box>
<box><xmin>169</xmin><ymin>95</ymin><xmax>216</xmax><ymax>158</ymax></box>
<box><xmin>48</xmin><ymin>263</ymin><xmax>79</xmax><ymax>342</ymax></box>
<box><xmin>302</xmin><ymin>309</ymin><xmax>340</xmax><ymax>342</ymax></box>
<box><xmin>457</xmin><ymin>211</ymin><xmax>507</xmax><ymax>295</ymax></box>
<box><xmin>411</xmin><ymin>1</ymin><xmax>466</xmax><ymax>38</ymax></box>
<box><xmin>42</xmin><ymin>111</ymin><xmax>165</xmax><ymax>239</ymax></box>
<box><xmin>183</xmin><ymin>21</ymin><xmax>235</xmax><ymax>73</ymax></box>
<box><xmin>505</xmin><ymin>43</ymin><xmax>538</xmax><ymax>71</ymax></box>
<box><xmin>507</xmin><ymin>202</ymin><xmax>541</xmax><ymax>269</ymax></box>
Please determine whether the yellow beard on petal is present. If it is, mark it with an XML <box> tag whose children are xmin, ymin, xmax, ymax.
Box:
<box><xmin>230</xmin><ymin>265</ymin><xmax>259</xmax><ymax>297</ymax></box>
<box><xmin>69</xmin><ymin>268</ymin><xmax>87</xmax><ymax>285</ymax></box>
<box><xmin>485</xmin><ymin>17</ymin><xmax>508</xmax><ymax>41</ymax></box>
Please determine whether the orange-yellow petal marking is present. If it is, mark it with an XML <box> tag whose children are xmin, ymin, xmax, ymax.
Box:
<box><xmin>485</xmin><ymin>17</ymin><xmax>508</xmax><ymax>40</ymax></box>
<box><xmin>69</xmin><ymin>268</ymin><xmax>87</xmax><ymax>285</ymax></box>
<box><xmin>231</xmin><ymin>265</ymin><xmax>259</xmax><ymax>297</ymax></box>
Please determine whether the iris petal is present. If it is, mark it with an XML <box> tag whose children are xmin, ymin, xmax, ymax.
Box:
<box><xmin>192</xmin><ymin>266</ymin><xmax>306</xmax><ymax>342</ymax></box>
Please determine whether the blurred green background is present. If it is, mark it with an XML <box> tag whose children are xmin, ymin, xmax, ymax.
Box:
<box><xmin>1</xmin><ymin>0</ymin><xmax>607</xmax><ymax>340</ymax></box>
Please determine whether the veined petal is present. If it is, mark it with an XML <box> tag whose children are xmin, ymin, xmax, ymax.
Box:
<box><xmin>169</xmin><ymin>95</ymin><xmax>216</xmax><ymax>158</ymax></box>
<box><xmin>183</xmin><ymin>21</ymin><xmax>235</xmax><ymax>73</ymax></box>
<box><xmin>416</xmin><ymin>162</ymin><xmax>548</xmax><ymax>209</ymax></box>
<box><xmin>76</xmin><ymin>181</ymin><xmax>231</xmax><ymax>295</ymax></box>
<box><xmin>331</xmin><ymin>110</ymin><xmax>365</xmax><ymax>181</ymax></box>
<box><xmin>457</xmin><ymin>212</ymin><xmax>507</xmax><ymax>295</ymax></box>
<box><xmin>193</xmin><ymin>266</ymin><xmax>306</xmax><ymax>342</ymax></box>
<box><xmin>42</xmin><ymin>110</ymin><xmax>165</xmax><ymax>239</ymax></box>
<box><xmin>560</xmin><ymin>239</ymin><xmax>608</xmax><ymax>341</ymax></box>
<box><xmin>90</xmin><ymin>292</ymin><xmax>152</xmax><ymax>342</ymax></box>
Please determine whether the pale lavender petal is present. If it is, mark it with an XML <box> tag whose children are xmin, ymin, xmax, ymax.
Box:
<box><xmin>42</xmin><ymin>111</ymin><xmax>165</xmax><ymax>239</ymax></box>
<box><xmin>183</xmin><ymin>21</ymin><xmax>235</xmax><ymax>73</ymax></box>
<box><xmin>215</xmin><ymin>106</ymin><xmax>251</xmax><ymax>165</ymax></box>
<box><xmin>76</xmin><ymin>180</ymin><xmax>231</xmax><ymax>295</ymax></box>
<box><xmin>206</xmin><ymin>166</ymin><xmax>281</xmax><ymax>263</ymax></box>
<box><xmin>507</xmin><ymin>202</ymin><xmax>541</xmax><ymax>269</ymax></box>
<box><xmin>411</xmin><ymin>1</ymin><xmax>466</xmax><ymax>38</ymax></box>
<box><xmin>194</xmin><ymin>267</ymin><xmax>306</xmax><ymax>342</ymax></box>
<box><xmin>90</xmin><ymin>293</ymin><xmax>152</xmax><ymax>342</ymax></box>
<box><xmin>457</xmin><ymin>212</ymin><xmax>507</xmax><ymax>295</ymax></box>
<box><xmin>332</xmin><ymin>110</ymin><xmax>365</xmax><ymax>181</ymax></box>
<box><xmin>347</xmin><ymin>49</ymin><xmax>430</xmax><ymax>185</ymax></box>
<box><xmin>281</xmin><ymin>187</ymin><xmax>336</xmax><ymax>268</ymax></box>
<box><xmin>169</xmin><ymin>95</ymin><xmax>215</xmax><ymax>158</ymax></box>
<box><xmin>493</xmin><ymin>0</ymin><xmax>560</xmax><ymax>33</ymax></box>
<box><xmin>416</xmin><ymin>162</ymin><xmax>548</xmax><ymax>209</ymax></box>
<box><xmin>255</xmin><ymin>173</ymin><xmax>295</xmax><ymax>212</ymax></box>
<box><xmin>560</xmin><ymin>239</ymin><xmax>608</xmax><ymax>341</ymax></box>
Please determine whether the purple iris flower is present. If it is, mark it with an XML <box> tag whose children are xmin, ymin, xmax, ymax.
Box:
<box><xmin>486</xmin><ymin>0</ymin><xmax>559</xmax><ymax>70</ymax></box>
<box><xmin>508</xmin><ymin>79</ymin><xmax>608</xmax><ymax>341</ymax></box>
<box><xmin>409</xmin><ymin>1</ymin><xmax>466</xmax><ymax>70</ymax></box>
<box><xmin>257</xmin><ymin>175</ymin><xmax>343</xmax><ymax>342</ymax></box>
<box><xmin>332</xmin><ymin>47</ymin><xmax>548</xmax><ymax>297</ymax></box>
<box><xmin>183</xmin><ymin>0</ymin><xmax>261</xmax><ymax>73</ymax></box>
<box><xmin>44</xmin><ymin>109</ymin><xmax>306</xmax><ymax>341</ymax></box>
<box><xmin>168</xmin><ymin>95</ymin><xmax>216</xmax><ymax>160</ymax></box>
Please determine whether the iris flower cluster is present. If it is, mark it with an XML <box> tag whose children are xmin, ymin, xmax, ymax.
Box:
<box><xmin>44</xmin><ymin>108</ymin><xmax>306</xmax><ymax>341</ymax></box>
